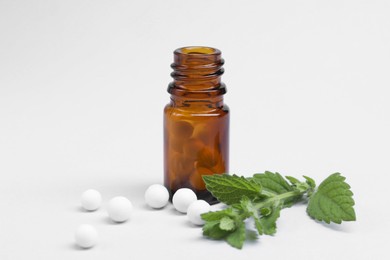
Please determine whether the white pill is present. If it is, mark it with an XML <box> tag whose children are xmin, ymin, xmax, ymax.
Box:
<box><xmin>81</xmin><ymin>189</ymin><xmax>102</xmax><ymax>211</ymax></box>
<box><xmin>187</xmin><ymin>200</ymin><xmax>211</xmax><ymax>225</ymax></box>
<box><xmin>172</xmin><ymin>188</ymin><xmax>197</xmax><ymax>213</ymax></box>
<box><xmin>145</xmin><ymin>184</ymin><xmax>169</xmax><ymax>209</ymax></box>
<box><xmin>74</xmin><ymin>224</ymin><xmax>98</xmax><ymax>249</ymax></box>
<box><xmin>107</xmin><ymin>196</ymin><xmax>133</xmax><ymax>222</ymax></box>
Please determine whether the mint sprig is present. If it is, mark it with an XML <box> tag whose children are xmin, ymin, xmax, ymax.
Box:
<box><xmin>201</xmin><ymin>172</ymin><xmax>356</xmax><ymax>249</ymax></box>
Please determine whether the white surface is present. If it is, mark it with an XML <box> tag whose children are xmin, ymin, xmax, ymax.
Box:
<box><xmin>0</xmin><ymin>0</ymin><xmax>389</xmax><ymax>259</ymax></box>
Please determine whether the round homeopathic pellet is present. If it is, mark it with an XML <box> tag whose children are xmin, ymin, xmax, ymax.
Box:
<box><xmin>107</xmin><ymin>196</ymin><xmax>133</xmax><ymax>222</ymax></box>
<box><xmin>145</xmin><ymin>184</ymin><xmax>169</xmax><ymax>209</ymax></box>
<box><xmin>187</xmin><ymin>200</ymin><xmax>210</xmax><ymax>225</ymax></box>
<box><xmin>81</xmin><ymin>189</ymin><xmax>102</xmax><ymax>211</ymax></box>
<box><xmin>172</xmin><ymin>188</ymin><xmax>197</xmax><ymax>213</ymax></box>
<box><xmin>74</xmin><ymin>224</ymin><xmax>98</xmax><ymax>249</ymax></box>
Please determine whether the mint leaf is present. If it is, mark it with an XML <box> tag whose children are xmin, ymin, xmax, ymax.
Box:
<box><xmin>203</xmin><ymin>174</ymin><xmax>262</xmax><ymax>205</ymax></box>
<box><xmin>201</xmin><ymin>208</ymin><xmax>236</xmax><ymax>222</ymax></box>
<box><xmin>285</xmin><ymin>175</ymin><xmax>316</xmax><ymax>191</ymax></box>
<box><xmin>203</xmin><ymin>220</ymin><xmax>230</xmax><ymax>239</ymax></box>
<box><xmin>258</xmin><ymin>205</ymin><xmax>282</xmax><ymax>235</ymax></box>
<box><xmin>240</xmin><ymin>194</ymin><xmax>282</xmax><ymax>235</ymax></box>
<box><xmin>239</xmin><ymin>196</ymin><xmax>258</xmax><ymax>217</ymax></box>
<box><xmin>220</xmin><ymin>217</ymin><xmax>235</xmax><ymax>231</ymax></box>
<box><xmin>260</xmin><ymin>207</ymin><xmax>271</xmax><ymax>216</ymax></box>
<box><xmin>307</xmin><ymin>173</ymin><xmax>356</xmax><ymax>224</ymax></box>
<box><xmin>303</xmin><ymin>175</ymin><xmax>316</xmax><ymax>189</ymax></box>
<box><xmin>226</xmin><ymin>224</ymin><xmax>246</xmax><ymax>249</ymax></box>
<box><xmin>253</xmin><ymin>171</ymin><xmax>293</xmax><ymax>195</ymax></box>
<box><xmin>303</xmin><ymin>175</ymin><xmax>316</xmax><ymax>196</ymax></box>
<box><xmin>253</xmin><ymin>171</ymin><xmax>299</xmax><ymax>207</ymax></box>
<box><xmin>254</xmin><ymin>218</ymin><xmax>263</xmax><ymax>235</ymax></box>
<box><xmin>246</xmin><ymin>230</ymin><xmax>258</xmax><ymax>241</ymax></box>
<box><xmin>239</xmin><ymin>197</ymin><xmax>264</xmax><ymax>235</ymax></box>
<box><xmin>202</xmin><ymin>208</ymin><xmax>241</xmax><ymax>240</ymax></box>
<box><xmin>285</xmin><ymin>176</ymin><xmax>301</xmax><ymax>185</ymax></box>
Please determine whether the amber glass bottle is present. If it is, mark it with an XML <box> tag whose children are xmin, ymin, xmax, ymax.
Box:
<box><xmin>164</xmin><ymin>46</ymin><xmax>229</xmax><ymax>204</ymax></box>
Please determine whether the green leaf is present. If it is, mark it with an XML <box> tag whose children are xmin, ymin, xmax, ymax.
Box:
<box><xmin>203</xmin><ymin>220</ymin><xmax>230</xmax><ymax>239</ymax></box>
<box><xmin>240</xmin><ymin>196</ymin><xmax>259</xmax><ymax>218</ymax></box>
<box><xmin>239</xmin><ymin>197</ymin><xmax>264</xmax><ymax>235</ymax></box>
<box><xmin>260</xmin><ymin>207</ymin><xmax>271</xmax><ymax>216</ymax></box>
<box><xmin>303</xmin><ymin>175</ymin><xmax>316</xmax><ymax>196</ymax></box>
<box><xmin>201</xmin><ymin>208</ymin><xmax>235</xmax><ymax>222</ymax></box>
<box><xmin>258</xmin><ymin>205</ymin><xmax>282</xmax><ymax>235</ymax></box>
<box><xmin>253</xmin><ymin>171</ymin><xmax>293</xmax><ymax>195</ymax></box>
<box><xmin>253</xmin><ymin>171</ymin><xmax>297</xmax><ymax>207</ymax></box>
<box><xmin>239</xmin><ymin>197</ymin><xmax>281</xmax><ymax>236</ymax></box>
<box><xmin>246</xmin><ymin>230</ymin><xmax>258</xmax><ymax>241</ymax></box>
<box><xmin>226</xmin><ymin>224</ymin><xmax>246</xmax><ymax>249</ymax></box>
<box><xmin>285</xmin><ymin>176</ymin><xmax>301</xmax><ymax>185</ymax></box>
<box><xmin>203</xmin><ymin>174</ymin><xmax>262</xmax><ymax>205</ymax></box>
<box><xmin>254</xmin><ymin>218</ymin><xmax>263</xmax><ymax>235</ymax></box>
<box><xmin>303</xmin><ymin>175</ymin><xmax>316</xmax><ymax>189</ymax></box>
<box><xmin>307</xmin><ymin>173</ymin><xmax>356</xmax><ymax>224</ymax></box>
<box><xmin>220</xmin><ymin>217</ymin><xmax>235</xmax><ymax>231</ymax></box>
<box><xmin>285</xmin><ymin>175</ymin><xmax>316</xmax><ymax>194</ymax></box>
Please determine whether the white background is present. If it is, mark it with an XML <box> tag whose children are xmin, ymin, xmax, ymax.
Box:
<box><xmin>1</xmin><ymin>0</ymin><xmax>389</xmax><ymax>259</ymax></box>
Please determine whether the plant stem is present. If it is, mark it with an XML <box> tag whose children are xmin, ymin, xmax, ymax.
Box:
<box><xmin>254</xmin><ymin>188</ymin><xmax>309</xmax><ymax>210</ymax></box>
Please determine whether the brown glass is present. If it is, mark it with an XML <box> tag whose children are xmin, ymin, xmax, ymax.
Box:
<box><xmin>164</xmin><ymin>46</ymin><xmax>229</xmax><ymax>204</ymax></box>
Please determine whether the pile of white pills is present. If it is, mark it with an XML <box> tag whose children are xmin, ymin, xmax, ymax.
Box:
<box><xmin>74</xmin><ymin>185</ymin><xmax>212</xmax><ymax>249</ymax></box>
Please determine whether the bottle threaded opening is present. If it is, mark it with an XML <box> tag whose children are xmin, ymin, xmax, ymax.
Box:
<box><xmin>173</xmin><ymin>46</ymin><xmax>222</xmax><ymax>66</ymax></box>
<box><xmin>175</xmin><ymin>46</ymin><xmax>221</xmax><ymax>56</ymax></box>
<box><xmin>169</xmin><ymin>46</ymin><xmax>226</xmax><ymax>98</ymax></box>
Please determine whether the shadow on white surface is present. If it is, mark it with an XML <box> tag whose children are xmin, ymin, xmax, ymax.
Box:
<box><xmin>167</xmin><ymin>206</ymin><xmax>186</xmax><ymax>216</ymax></box>
<box><xmin>317</xmin><ymin>221</ymin><xmax>354</xmax><ymax>232</ymax></box>
<box><xmin>74</xmin><ymin>206</ymin><xmax>96</xmax><ymax>213</ymax></box>
<box><xmin>184</xmin><ymin>220</ymin><xmax>203</xmax><ymax>229</ymax></box>
<box><xmin>102</xmin><ymin>216</ymin><xmax>123</xmax><ymax>225</ymax></box>
<box><xmin>141</xmin><ymin>203</ymin><xmax>167</xmax><ymax>211</ymax></box>
<box><xmin>69</xmin><ymin>243</ymin><xmax>92</xmax><ymax>251</ymax></box>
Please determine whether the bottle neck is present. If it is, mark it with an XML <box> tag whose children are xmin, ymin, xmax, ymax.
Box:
<box><xmin>170</xmin><ymin>95</ymin><xmax>224</xmax><ymax>109</ymax></box>
<box><xmin>168</xmin><ymin>46</ymin><xmax>227</xmax><ymax>102</ymax></box>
